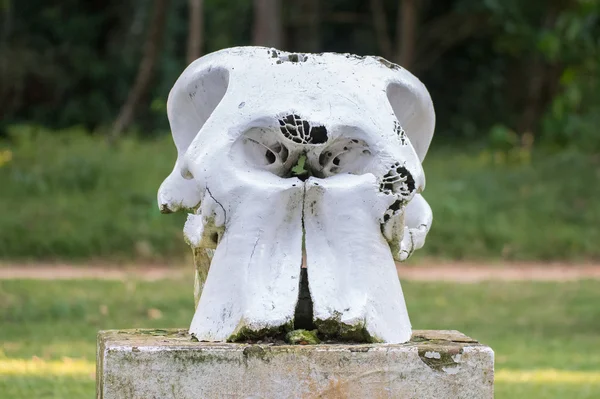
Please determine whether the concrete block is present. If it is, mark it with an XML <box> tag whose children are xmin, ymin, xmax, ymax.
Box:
<box><xmin>97</xmin><ymin>329</ymin><xmax>494</xmax><ymax>398</ymax></box>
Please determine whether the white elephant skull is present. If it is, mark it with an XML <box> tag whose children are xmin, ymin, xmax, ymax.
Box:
<box><xmin>158</xmin><ymin>47</ymin><xmax>434</xmax><ymax>344</ymax></box>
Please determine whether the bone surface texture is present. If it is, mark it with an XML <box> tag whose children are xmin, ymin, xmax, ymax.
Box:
<box><xmin>158</xmin><ymin>47</ymin><xmax>435</xmax><ymax>344</ymax></box>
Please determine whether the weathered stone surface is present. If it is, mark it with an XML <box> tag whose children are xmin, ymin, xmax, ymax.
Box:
<box><xmin>97</xmin><ymin>329</ymin><xmax>494</xmax><ymax>399</ymax></box>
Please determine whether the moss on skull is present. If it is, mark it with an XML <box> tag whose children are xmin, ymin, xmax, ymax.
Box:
<box><xmin>314</xmin><ymin>312</ymin><xmax>382</xmax><ymax>343</ymax></box>
<box><xmin>227</xmin><ymin>321</ymin><xmax>293</xmax><ymax>343</ymax></box>
<box><xmin>285</xmin><ymin>329</ymin><xmax>321</xmax><ymax>345</ymax></box>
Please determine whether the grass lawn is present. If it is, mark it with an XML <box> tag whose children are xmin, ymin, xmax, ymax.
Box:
<box><xmin>0</xmin><ymin>278</ymin><xmax>599</xmax><ymax>398</ymax></box>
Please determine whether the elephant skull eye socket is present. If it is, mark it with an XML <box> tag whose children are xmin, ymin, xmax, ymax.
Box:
<box><xmin>233</xmin><ymin>124</ymin><xmax>293</xmax><ymax>176</ymax></box>
<box><xmin>317</xmin><ymin>138</ymin><xmax>372</xmax><ymax>177</ymax></box>
<box><xmin>233</xmin><ymin>119</ymin><xmax>374</xmax><ymax>180</ymax></box>
<box><xmin>241</xmin><ymin>136</ymin><xmax>289</xmax><ymax>168</ymax></box>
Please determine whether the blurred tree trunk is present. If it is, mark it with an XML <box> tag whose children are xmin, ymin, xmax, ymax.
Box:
<box><xmin>288</xmin><ymin>0</ymin><xmax>320</xmax><ymax>52</ymax></box>
<box><xmin>518</xmin><ymin>58</ymin><xmax>547</xmax><ymax>136</ymax></box>
<box><xmin>371</xmin><ymin>0</ymin><xmax>419</xmax><ymax>67</ymax></box>
<box><xmin>397</xmin><ymin>0</ymin><xmax>417</xmax><ymax>69</ymax></box>
<box><xmin>370</xmin><ymin>1</ymin><xmax>488</xmax><ymax>73</ymax></box>
<box><xmin>370</xmin><ymin>0</ymin><xmax>392</xmax><ymax>59</ymax></box>
<box><xmin>0</xmin><ymin>0</ymin><xmax>13</xmax><ymax>117</ymax></box>
<box><xmin>303</xmin><ymin>0</ymin><xmax>320</xmax><ymax>52</ymax></box>
<box><xmin>111</xmin><ymin>0</ymin><xmax>169</xmax><ymax>140</ymax></box>
<box><xmin>414</xmin><ymin>12</ymin><xmax>487</xmax><ymax>72</ymax></box>
<box><xmin>186</xmin><ymin>0</ymin><xmax>204</xmax><ymax>64</ymax></box>
<box><xmin>518</xmin><ymin>6</ymin><xmax>561</xmax><ymax>137</ymax></box>
<box><xmin>253</xmin><ymin>0</ymin><xmax>283</xmax><ymax>48</ymax></box>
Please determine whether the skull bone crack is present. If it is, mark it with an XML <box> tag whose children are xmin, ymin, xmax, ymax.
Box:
<box><xmin>158</xmin><ymin>47</ymin><xmax>435</xmax><ymax>344</ymax></box>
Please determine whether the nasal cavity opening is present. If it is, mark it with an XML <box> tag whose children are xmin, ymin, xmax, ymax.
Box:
<box><xmin>279</xmin><ymin>114</ymin><xmax>328</xmax><ymax>145</ymax></box>
<box><xmin>309</xmin><ymin>126</ymin><xmax>328</xmax><ymax>144</ymax></box>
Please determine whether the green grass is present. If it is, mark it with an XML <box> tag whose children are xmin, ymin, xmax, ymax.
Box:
<box><xmin>1</xmin><ymin>278</ymin><xmax>599</xmax><ymax>398</ymax></box>
<box><xmin>0</xmin><ymin>125</ymin><xmax>599</xmax><ymax>261</ymax></box>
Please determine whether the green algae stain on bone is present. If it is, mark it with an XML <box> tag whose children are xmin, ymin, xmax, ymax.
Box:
<box><xmin>314</xmin><ymin>312</ymin><xmax>383</xmax><ymax>343</ymax></box>
<box><xmin>285</xmin><ymin>329</ymin><xmax>321</xmax><ymax>345</ymax></box>
<box><xmin>227</xmin><ymin>321</ymin><xmax>293</xmax><ymax>343</ymax></box>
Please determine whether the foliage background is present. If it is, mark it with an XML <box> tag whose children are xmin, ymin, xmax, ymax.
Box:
<box><xmin>0</xmin><ymin>3</ymin><xmax>599</xmax><ymax>398</ymax></box>
<box><xmin>0</xmin><ymin>0</ymin><xmax>599</xmax><ymax>260</ymax></box>
<box><xmin>2</xmin><ymin>0</ymin><xmax>599</xmax><ymax>147</ymax></box>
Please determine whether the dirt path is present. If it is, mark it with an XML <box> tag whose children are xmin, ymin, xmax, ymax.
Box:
<box><xmin>1</xmin><ymin>261</ymin><xmax>600</xmax><ymax>282</ymax></box>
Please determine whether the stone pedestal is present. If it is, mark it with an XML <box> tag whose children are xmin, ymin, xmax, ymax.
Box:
<box><xmin>97</xmin><ymin>329</ymin><xmax>494</xmax><ymax>399</ymax></box>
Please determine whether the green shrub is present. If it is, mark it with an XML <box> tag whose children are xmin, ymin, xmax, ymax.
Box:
<box><xmin>421</xmin><ymin>145</ymin><xmax>600</xmax><ymax>261</ymax></box>
<box><xmin>0</xmin><ymin>125</ymin><xmax>187</xmax><ymax>260</ymax></box>
<box><xmin>0</xmin><ymin>125</ymin><xmax>598</xmax><ymax>261</ymax></box>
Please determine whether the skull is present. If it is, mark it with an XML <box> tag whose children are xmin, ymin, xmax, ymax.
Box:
<box><xmin>158</xmin><ymin>47</ymin><xmax>435</xmax><ymax>344</ymax></box>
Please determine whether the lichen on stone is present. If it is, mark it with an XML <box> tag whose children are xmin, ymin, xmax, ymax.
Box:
<box><xmin>417</xmin><ymin>341</ymin><xmax>465</xmax><ymax>372</ymax></box>
<box><xmin>242</xmin><ymin>345</ymin><xmax>270</xmax><ymax>361</ymax></box>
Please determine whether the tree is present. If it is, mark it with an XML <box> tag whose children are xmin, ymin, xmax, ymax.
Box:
<box><xmin>397</xmin><ymin>0</ymin><xmax>416</xmax><ymax>69</ymax></box>
<box><xmin>370</xmin><ymin>0</ymin><xmax>487</xmax><ymax>73</ymax></box>
<box><xmin>253</xmin><ymin>0</ymin><xmax>283</xmax><ymax>48</ymax></box>
<box><xmin>186</xmin><ymin>0</ymin><xmax>204</xmax><ymax>64</ymax></box>
<box><xmin>111</xmin><ymin>0</ymin><xmax>170</xmax><ymax>140</ymax></box>
<box><xmin>370</xmin><ymin>0</ymin><xmax>393</xmax><ymax>59</ymax></box>
<box><xmin>370</xmin><ymin>0</ymin><xmax>419</xmax><ymax>69</ymax></box>
<box><xmin>517</xmin><ymin>3</ymin><xmax>562</xmax><ymax>136</ymax></box>
<box><xmin>303</xmin><ymin>0</ymin><xmax>321</xmax><ymax>53</ymax></box>
<box><xmin>287</xmin><ymin>0</ymin><xmax>320</xmax><ymax>53</ymax></box>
